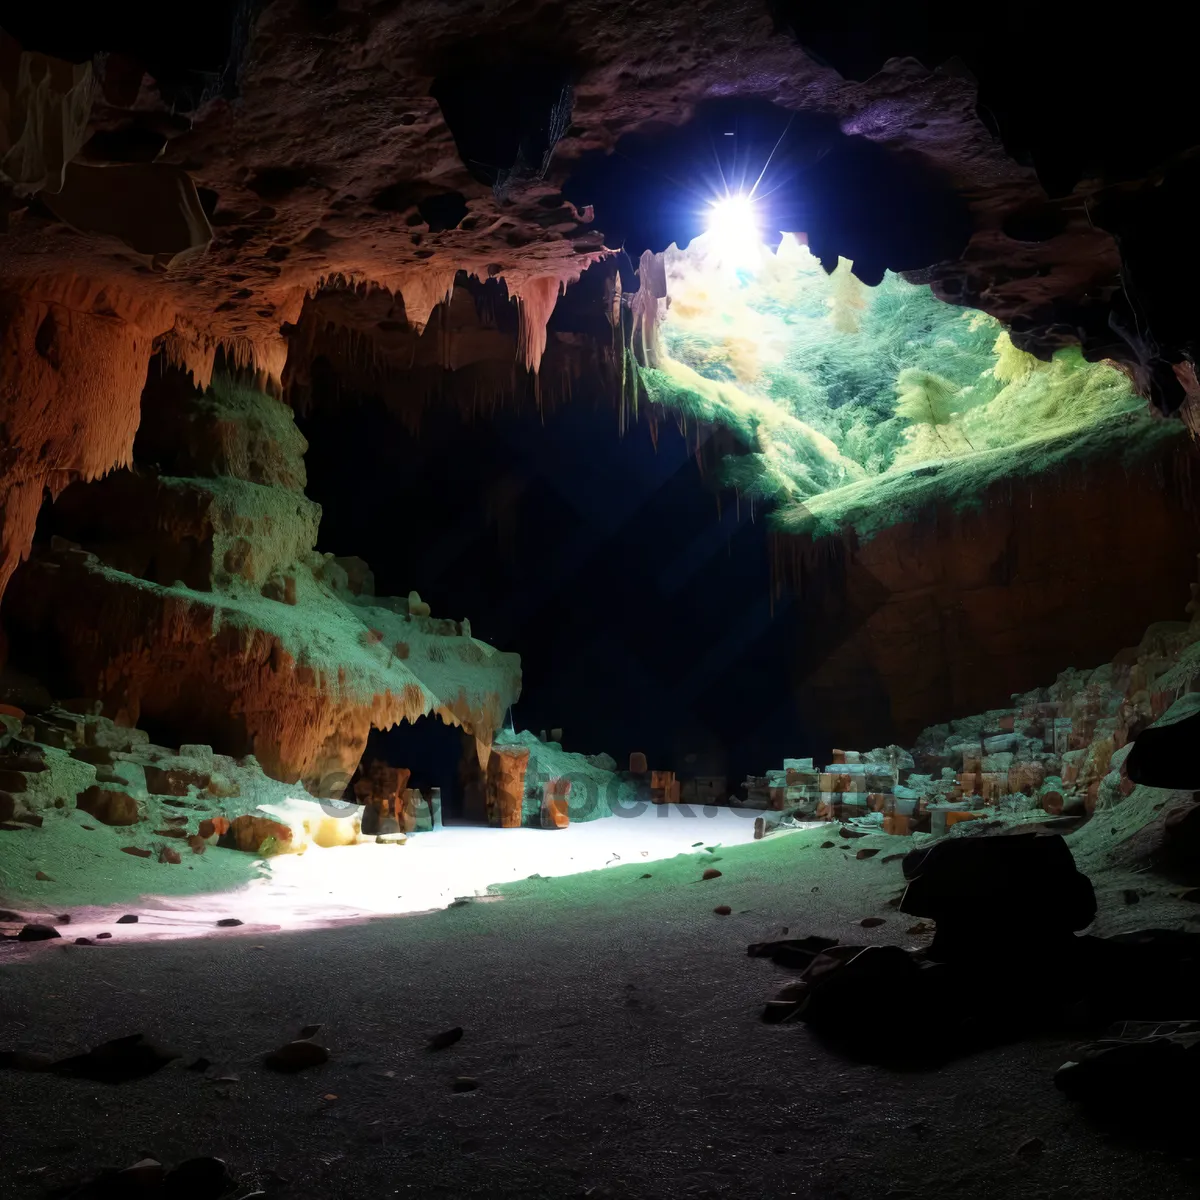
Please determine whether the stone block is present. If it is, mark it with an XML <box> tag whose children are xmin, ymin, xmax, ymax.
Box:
<box><xmin>76</xmin><ymin>785</ymin><xmax>140</xmax><ymax>826</ymax></box>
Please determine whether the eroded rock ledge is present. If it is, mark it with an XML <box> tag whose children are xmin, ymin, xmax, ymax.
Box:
<box><xmin>6</xmin><ymin>369</ymin><xmax>520</xmax><ymax>792</ymax></box>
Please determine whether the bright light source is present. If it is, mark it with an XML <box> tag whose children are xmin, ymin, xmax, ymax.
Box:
<box><xmin>705</xmin><ymin>193</ymin><xmax>762</xmax><ymax>269</ymax></box>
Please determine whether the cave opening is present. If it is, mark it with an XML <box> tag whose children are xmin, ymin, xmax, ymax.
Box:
<box><xmin>358</xmin><ymin>715</ymin><xmax>476</xmax><ymax>826</ymax></box>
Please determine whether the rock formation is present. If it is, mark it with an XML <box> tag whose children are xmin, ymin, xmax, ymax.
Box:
<box><xmin>790</xmin><ymin>446</ymin><xmax>1200</xmax><ymax>749</ymax></box>
<box><xmin>1</xmin><ymin>4</ymin><xmax>1198</xmax><ymax>591</ymax></box>
<box><xmin>6</xmin><ymin>367</ymin><xmax>521</xmax><ymax>793</ymax></box>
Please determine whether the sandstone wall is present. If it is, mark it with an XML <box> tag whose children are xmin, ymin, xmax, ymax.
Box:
<box><xmin>795</xmin><ymin>450</ymin><xmax>1200</xmax><ymax>748</ymax></box>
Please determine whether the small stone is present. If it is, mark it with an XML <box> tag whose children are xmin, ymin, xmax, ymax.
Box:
<box><xmin>323</xmin><ymin>1092</ymin><xmax>338</xmax><ymax>1101</ymax></box>
<box><xmin>452</xmin><ymin>1076</ymin><xmax>479</xmax><ymax>1092</ymax></box>
<box><xmin>1016</xmin><ymin>1136</ymin><xmax>1044</xmax><ymax>1156</ymax></box>
<box><xmin>120</xmin><ymin>846</ymin><xmax>152</xmax><ymax>858</ymax></box>
<box><xmin>163</xmin><ymin>1156</ymin><xmax>233</xmax><ymax>1198</ymax></box>
<box><xmin>1123</xmin><ymin>889</ymin><xmax>1140</xmax><ymax>905</ymax></box>
<box><xmin>701</xmin><ymin>868</ymin><xmax>722</xmax><ymax>880</ymax></box>
<box><xmin>187</xmin><ymin>835</ymin><xmax>207</xmax><ymax>855</ymax></box>
<box><xmin>95</xmin><ymin>931</ymin><xmax>112</xmax><ymax>939</ymax></box>
<box><xmin>116</xmin><ymin>914</ymin><xmax>138</xmax><ymax>923</ymax></box>
<box><xmin>17</xmin><ymin>923</ymin><xmax>60</xmax><ymax>941</ymax></box>
<box><xmin>216</xmin><ymin>918</ymin><xmax>243</xmax><ymax>927</ymax></box>
<box><xmin>713</xmin><ymin>905</ymin><xmax>732</xmax><ymax>916</ymax></box>
<box><xmin>0</xmin><ymin>1050</ymin><xmax>55</xmax><ymax>1071</ymax></box>
<box><xmin>640</xmin><ymin>873</ymin><xmax>652</xmax><ymax>879</ymax></box>
<box><xmin>158</xmin><ymin>846</ymin><xmax>182</xmax><ymax>865</ymax></box>
<box><xmin>427</xmin><ymin>1026</ymin><xmax>464</xmax><ymax>1051</ymax></box>
<box><xmin>264</xmin><ymin>1040</ymin><xmax>330</xmax><ymax>1072</ymax></box>
<box><xmin>76</xmin><ymin>786</ymin><xmax>141</xmax><ymax>826</ymax></box>
<box><xmin>860</xmin><ymin>917</ymin><xmax>886</xmax><ymax>928</ymax></box>
<box><xmin>53</xmin><ymin>1034</ymin><xmax>180</xmax><ymax>1082</ymax></box>
<box><xmin>821</xmin><ymin>841</ymin><xmax>836</xmax><ymax>848</ymax></box>
<box><xmin>74</xmin><ymin>937</ymin><xmax>92</xmax><ymax>945</ymax></box>
<box><xmin>117</xmin><ymin>1156</ymin><xmax>165</xmax><ymax>1185</ymax></box>
<box><xmin>856</xmin><ymin>848</ymin><xmax>880</xmax><ymax>860</ymax></box>
<box><xmin>34</xmin><ymin>870</ymin><xmax>51</xmax><ymax>881</ymax></box>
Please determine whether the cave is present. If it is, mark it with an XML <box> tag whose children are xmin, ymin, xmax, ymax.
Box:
<box><xmin>4</xmin><ymin>6</ymin><xmax>1200</xmax><ymax>1197</ymax></box>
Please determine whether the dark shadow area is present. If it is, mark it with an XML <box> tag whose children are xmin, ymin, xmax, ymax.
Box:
<box><xmin>360</xmin><ymin>717</ymin><xmax>472</xmax><ymax>824</ymax></box>
<box><xmin>295</xmin><ymin>388</ymin><xmax>877</xmax><ymax>790</ymax></box>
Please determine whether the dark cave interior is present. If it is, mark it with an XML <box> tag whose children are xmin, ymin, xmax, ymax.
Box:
<box><xmin>6</xmin><ymin>4</ymin><xmax>1200</xmax><ymax>1198</ymax></box>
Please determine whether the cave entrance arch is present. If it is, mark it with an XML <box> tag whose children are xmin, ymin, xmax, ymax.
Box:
<box><xmin>359</xmin><ymin>715</ymin><xmax>484</xmax><ymax>826</ymax></box>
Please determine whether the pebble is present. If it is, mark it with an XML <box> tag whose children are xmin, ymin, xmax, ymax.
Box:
<box><xmin>95</xmin><ymin>932</ymin><xmax>112</xmax><ymax>939</ymax></box>
<box><xmin>164</xmin><ymin>1157</ymin><xmax>234</xmax><ymax>1198</ymax></box>
<box><xmin>216</xmin><ymin>918</ymin><xmax>243</xmax><ymax>927</ymax></box>
<box><xmin>74</xmin><ymin>937</ymin><xmax>92</xmax><ymax>945</ymax></box>
<box><xmin>53</xmin><ymin>1034</ymin><xmax>180</xmax><ymax>1082</ymax></box>
<box><xmin>116</xmin><ymin>914</ymin><xmax>138</xmax><ymax>924</ymax></box>
<box><xmin>1017</xmin><ymin>1136</ymin><xmax>1045</xmax><ymax>1156</ymax></box>
<box><xmin>16</xmin><ymin>923</ymin><xmax>60</xmax><ymax>941</ymax></box>
<box><xmin>702</xmin><ymin>868</ymin><xmax>722</xmax><ymax>880</ymax></box>
<box><xmin>860</xmin><ymin>917</ymin><xmax>886</xmax><ymax>928</ymax></box>
<box><xmin>34</xmin><ymin>871</ymin><xmax>52</xmax><ymax>881</ymax></box>
<box><xmin>263</xmin><ymin>1040</ymin><xmax>330</xmax><ymax>1072</ymax></box>
<box><xmin>427</xmin><ymin>1027</ymin><xmax>464</xmax><ymax>1051</ymax></box>
<box><xmin>713</xmin><ymin>905</ymin><xmax>732</xmax><ymax>916</ymax></box>
<box><xmin>452</xmin><ymin>1076</ymin><xmax>479</xmax><ymax>1092</ymax></box>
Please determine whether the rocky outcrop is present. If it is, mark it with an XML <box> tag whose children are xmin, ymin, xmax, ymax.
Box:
<box><xmin>6</xmin><ymin>369</ymin><xmax>521</xmax><ymax>793</ymax></box>
<box><xmin>0</xmin><ymin>278</ymin><xmax>179</xmax><ymax>604</ymax></box>
<box><xmin>794</xmin><ymin>448</ymin><xmax>1200</xmax><ymax>749</ymax></box>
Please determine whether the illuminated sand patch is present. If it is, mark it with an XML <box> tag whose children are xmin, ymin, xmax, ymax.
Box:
<box><xmin>4</xmin><ymin>807</ymin><xmax>795</xmax><ymax>945</ymax></box>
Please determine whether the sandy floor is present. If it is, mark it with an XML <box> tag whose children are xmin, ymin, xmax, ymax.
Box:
<box><xmin>2</xmin><ymin>805</ymin><xmax>773</xmax><ymax>942</ymax></box>
<box><xmin>3</xmin><ymin>821</ymin><xmax>1198</xmax><ymax>1199</ymax></box>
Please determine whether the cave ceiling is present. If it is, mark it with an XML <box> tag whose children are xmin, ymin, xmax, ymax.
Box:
<box><xmin>1</xmin><ymin>0</ymin><xmax>1198</xmax><ymax>410</ymax></box>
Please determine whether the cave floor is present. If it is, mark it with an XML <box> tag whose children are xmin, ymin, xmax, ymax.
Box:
<box><xmin>2</xmin><ymin>825</ymin><xmax>1197</xmax><ymax>1200</ymax></box>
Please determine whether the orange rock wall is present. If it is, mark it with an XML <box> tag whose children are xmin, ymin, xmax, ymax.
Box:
<box><xmin>0</xmin><ymin>278</ymin><xmax>176</xmax><ymax>600</ymax></box>
<box><xmin>796</xmin><ymin>450</ymin><xmax>1200</xmax><ymax>747</ymax></box>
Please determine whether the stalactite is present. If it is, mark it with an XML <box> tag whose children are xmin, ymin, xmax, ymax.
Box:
<box><xmin>0</xmin><ymin>276</ymin><xmax>175</xmax><ymax>602</ymax></box>
<box><xmin>630</xmin><ymin>249</ymin><xmax>667</xmax><ymax>368</ymax></box>
<box><xmin>513</xmin><ymin>275</ymin><xmax>563</xmax><ymax>374</ymax></box>
<box><xmin>396</xmin><ymin>269</ymin><xmax>458</xmax><ymax>335</ymax></box>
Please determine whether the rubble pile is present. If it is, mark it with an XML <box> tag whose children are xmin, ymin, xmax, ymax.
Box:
<box><xmin>742</xmin><ymin>554</ymin><xmax>1200</xmax><ymax>844</ymax></box>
